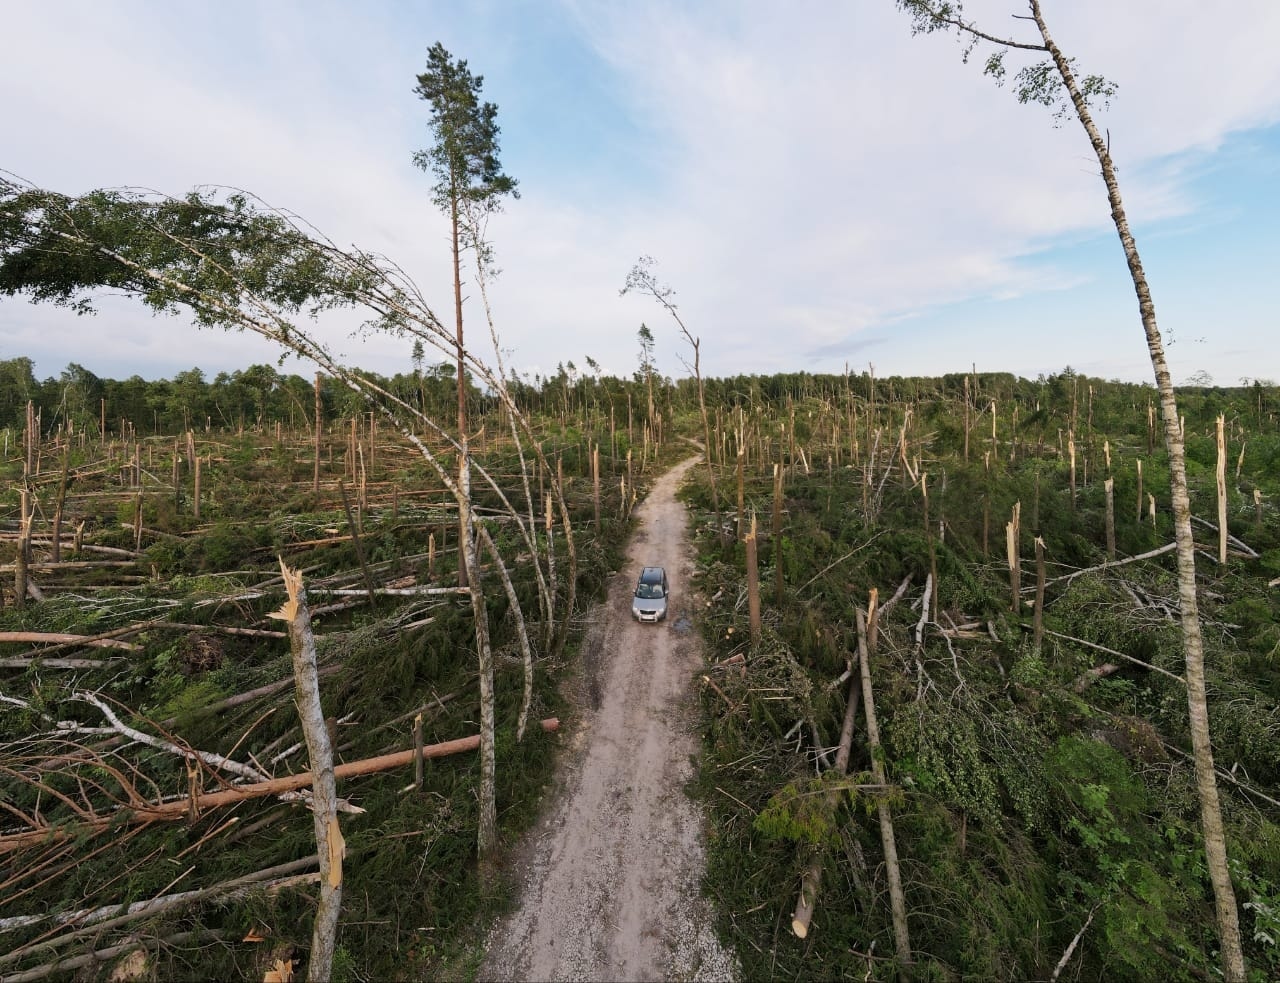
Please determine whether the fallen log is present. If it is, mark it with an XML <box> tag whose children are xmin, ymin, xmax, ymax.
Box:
<box><xmin>0</xmin><ymin>632</ymin><xmax>139</xmax><ymax>652</ymax></box>
<box><xmin>1072</xmin><ymin>663</ymin><xmax>1120</xmax><ymax>694</ymax></box>
<box><xmin>0</xmin><ymin>560</ymin><xmax>140</xmax><ymax>573</ymax></box>
<box><xmin>856</xmin><ymin>602</ymin><xmax>912</xmax><ymax>968</ymax></box>
<box><xmin>1</xmin><ymin>930</ymin><xmax>227</xmax><ymax>983</ymax></box>
<box><xmin>0</xmin><ymin>856</ymin><xmax>317</xmax><ymax>934</ymax></box>
<box><xmin>0</xmin><ymin>718</ymin><xmax>560</xmax><ymax>853</ymax></box>
<box><xmin>0</xmin><ymin>657</ymin><xmax>123</xmax><ymax>669</ymax></box>
<box><xmin>792</xmin><ymin>638</ymin><xmax>863</xmax><ymax>938</ymax></box>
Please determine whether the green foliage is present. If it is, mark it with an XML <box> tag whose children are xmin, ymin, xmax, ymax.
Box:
<box><xmin>889</xmin><ymin>702</ymin><xmax>1004</xmax><ymax>830</ymax></box>
<box><xmin>753</xmin><ymin>772</ymin><xmax>866</xmax><ymax>847</ymax></box>
<box><xmin>412</xmin><ymin>42</ymin><xmax>518</xmax><ymax>233</ymax></box>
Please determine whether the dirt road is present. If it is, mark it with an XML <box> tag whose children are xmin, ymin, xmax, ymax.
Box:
<box><xmin>478</xmin><ymin>455</ymin><xmax>738</xmax><ymax>982</ymax></box>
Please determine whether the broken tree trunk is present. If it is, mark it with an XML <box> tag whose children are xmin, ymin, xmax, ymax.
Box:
<box><xmin>0</xmin><ymin>632</ymin><xmax>139</xmax><ymax>651</ymax></box>
<box><xmin>745</xmin><ymin>512</ymin><xmax>761</xmax><ymax>645</ymax></box>
<box><xmin>0</xmin><ymin>719</ymin><xmax>561</xmax><ymax>854</ymax></box>
<box><xmin>791</xmin><ymin>606</ymin><xmax>865</xmax><ymax>939</ymax></box>
<box><xmin>1104</xmin><ymin>477</ymin><xmax>1116</xmax><ymax>562</ymax></box>
<box><xmin>478</xmin><ymin>524</ymin><xmax>534</xmax><ymax>743</ymax></box>
<box><xmin>773</xmin><ymin>462</ymin><xmax>785</xmax><ymax>606</ymax></box>
<box><xmin>268</xmin><ymin>560</ymin><xmax>341</xmax><ymax>983</ymax></box>
<box><xmin>51</xmin><ymin>444</ymin><xmax>69</xmax><ymax>564</ymax></box>
<box><xmin>1006</xmin><ymin>501</ymin><xmax>1021</xmax><ymax>614</ymax></box>
<box><xmin>1033</xmin><ymin>537</ymin><xmax>1046</xmax><ymax>650</ymax></box>
<box><xmin>856</xmin><ymin>603</ymin><xmax>912</xmax><ymax>972</ymax></box>
<box><xmin>1217</xmin><ymin>415</ymin><xmax>1227</xmax><ymax>566</ymax></box>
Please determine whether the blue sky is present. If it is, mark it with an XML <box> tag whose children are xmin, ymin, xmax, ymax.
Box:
<box><xmin>2</xmin><ymin>0</ymin><xmax>1278</xmax><ymax>388</ymax></box>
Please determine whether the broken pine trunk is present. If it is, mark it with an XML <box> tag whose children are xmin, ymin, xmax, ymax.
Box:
<box><xmin>269</xmin><ymin>560</ymin><xmax>342</xmax><ymax>983</ymax></box>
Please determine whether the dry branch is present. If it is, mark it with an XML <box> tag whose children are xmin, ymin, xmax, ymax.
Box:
<box><xmin>69</xmin><ymin>690</ymin><xmax>270</xmax><ymax>784</ymax></box>
<box><xmin>0</xmin><ymin>857</ymin><xmax>318</xmax><ymax>935</ymax></box>
<box><xmin>1</xmin><ymin>930</ymin><xmax>226</xmax><ymax>983</ymax></box>
<box><xmin>1035</xmin><ymin>542</ymin><xmax>1178</xmax><ymax>589</ymax></box>
<box><xmin>1032</xmin><ymin>627</ymin><xmax>1185</xmax><ymax>685</ymax></box>
<box><xmin>0</xmin><ymin>719</ymin><xmax>560</xmax><ymax>853</ymax></box>
<box><xmin>1190</xmin><ymin>515</ymin><xmax>1260</xmax><ymax>559</ymax></box>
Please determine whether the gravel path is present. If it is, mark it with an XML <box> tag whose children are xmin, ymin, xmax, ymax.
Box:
<box><xmin>477</xmin><ymin>455</ymin><xmax>738</xmax><ymax>982</ymax></box>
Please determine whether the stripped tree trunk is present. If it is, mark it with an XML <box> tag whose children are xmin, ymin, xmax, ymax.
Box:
<box><xmin>51</xmin><ymin>444</ymin><xmax>69</xmax><ymax>563</ymax></box>
<box><xmin>773</xmin><ymin>463</ymin><xmax>785</xmax><ymax>605</ymax></box>
<box><xmin>1104</xmin><ymin>477</ymin><xmax>1116</xmax><ymax>563</ymax></box>
<box><xmin>856</xmin><ymin>603</ymin><xmax>912</xmax><ymax>971</ymax></box>
<box><xmin>14</xmin><ymin>489</ymin><xmax>31</xmax><ymax>609</ymax></box>
<box><xmin>478</xmin><ymin>524</ymin><xmax>534</xmax><ymax>742</ymax></box>
<box><xmin>1216</xmin><ymin>415</ymin><xmax>1227</xmax><ymax>566</ymax></box>
<box><xmin>1026</xmin><ymin>3</ymin><xmax>1245</xmax><ymax>973</ymax></box>
<box><xmin>1005</xmin><ymin>501</ymin><xmax>1021</xmax><ymax>614</ymax></box>
<box><xmin>459</xmin><ymin>440</ymin><xmax>497</xmax><ymax>859</ymax></box>
<box><xmin>745</xmin><ymin>513</ymin><xmax>761</xmax><ymax>645</ymax></box>
<box><xmin>736</xmin><ymin>445</ymin><xmax>745</xmax><ymax>541</ymax></box>
<box><xmin>269</xmin><ymin>561</ymin><xmax>342</xmax><ymax>983</ymax></box>
<box><xmin>1136</xmin><ymin>459</ymin><xmax>1144</xmax><ymax>523</ymax></box>
<box><xmin>1033</xmin><ymin>536</ymin><xmax>1046</xmax><ymax>650</ymax></box>
<box><xmin>313</xmin><ymin>372</ymin><xmax>322</xmax><ymax>495</ymax></box>
<box><xmin>791</xmin><ymin>668</ymin><xmax>862</xmax><ymax>939</ymax></box>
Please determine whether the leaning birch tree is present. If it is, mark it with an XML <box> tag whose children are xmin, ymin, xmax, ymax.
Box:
<box><xmin>895</xmin><ymin>3</ymin><xmax>1245</xmax><ymax>977</ymax></box>
<box><xmin>0</xmin><ymin>175</ymin><xmax>568</xmax><ymax>861</ymax></box>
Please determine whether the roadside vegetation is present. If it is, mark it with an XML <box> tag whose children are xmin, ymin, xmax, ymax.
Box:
<box><xmin>678</xmin><ymin>369</ymin><xmax>1280</xmax><ymax>981</ymax></box>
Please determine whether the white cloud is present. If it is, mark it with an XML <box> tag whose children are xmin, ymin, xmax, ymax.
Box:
<box><xmin>2</xmin><ymin>0</ymin><xmax>1279</xmax><ymax>387</ymax></box>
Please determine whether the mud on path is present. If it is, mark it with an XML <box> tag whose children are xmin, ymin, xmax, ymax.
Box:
<box><xmin>478</xmin><ymin>455</ymin><xmax>738</xmax><ymax>982</ymax></box>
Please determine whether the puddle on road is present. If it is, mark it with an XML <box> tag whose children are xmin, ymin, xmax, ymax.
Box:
<box><xmin>671</xmin><ymin>616</ymin><xmax>693</xmax><ymax>634</ymax></box>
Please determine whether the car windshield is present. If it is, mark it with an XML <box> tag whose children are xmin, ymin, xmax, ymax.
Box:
<box><xmin>635</xmin><ymin>583</ymin><xmax>664</xmax><ymax>600</ymax></box>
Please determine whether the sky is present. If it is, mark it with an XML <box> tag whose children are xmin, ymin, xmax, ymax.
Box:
<box><xmin>1</xmin><ymin>0</ymin><xmax>1278</xmax><ymax>389</ymax></box>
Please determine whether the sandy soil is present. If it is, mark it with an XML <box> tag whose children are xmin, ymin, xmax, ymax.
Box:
<box><xmin>477</xmin><ymin>455</ymin><xmax>739</xmax><ymax>982</ymax></box>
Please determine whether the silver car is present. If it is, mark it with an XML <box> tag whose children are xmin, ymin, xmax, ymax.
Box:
<box><xmin>632</xmin><ymin>566</ymin><xmax>669</xmax><ymax>623</ymax></box>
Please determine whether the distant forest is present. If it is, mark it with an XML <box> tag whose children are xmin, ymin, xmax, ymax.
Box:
<box><xmin>2</xmin><ymin>354</ymin><xmax>1275</xmax><ymax>439</ymax></box>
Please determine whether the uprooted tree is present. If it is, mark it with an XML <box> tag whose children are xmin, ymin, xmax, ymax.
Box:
<box><xmin>896</xmin><ymin>2</ymin><xmax>1245</xmax><ymax>977</ymax></box>
<box><xmin>0</xmin><ymin>172</ymin><xmax>576</xmax><ymax>861</ymax></box>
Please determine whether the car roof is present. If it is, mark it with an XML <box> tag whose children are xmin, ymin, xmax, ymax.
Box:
<box><xmin>639</xmin><ymin>566</ymin><xmax>666</xmax><ymax>582</ymax></box>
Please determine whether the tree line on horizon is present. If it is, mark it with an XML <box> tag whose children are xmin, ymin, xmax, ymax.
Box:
<box><xmin>2</xmin><ymin>352</ymin><xmax>1273</xmax><ymax>444</ymax></box>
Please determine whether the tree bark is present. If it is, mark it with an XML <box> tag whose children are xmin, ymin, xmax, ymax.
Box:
<box><xmin>0</xmin><ymin>719</ymin><xmax>562</xmax><ymax>855</ymax></box>
<box><xmin>51</xmin><ymin>444</ymin><xmax>69</xmax><ymax>563</ymax></box>
<box><xmin>268</xmin><ymin>562</ymin><xmax>342</xmax><ymax>983</ymax></box>
<box><xmin>451</xmin><ymin>190</ymin><xmax>470</xmax><ymax>591</ymax></box>
<box><xmin>313</xmin><ymin>371</ymin><xmax>322</xmax><ymax>495</ymax></box>
<box><xmin>856</xmin><ymin>604</ymin><xmax>912</xmax><ymax>972</ymax></box>
<box><xmin>745</xmin><ymin>513</ymin><xmax>761</xmax><ymax>645</ymax></box>
<box><xmin>792</xmin><ymin>653</ymin><xmax>863</xmax><ymax>939</ymax></box>
<box><xmin>460</xmin><ymin>441</ymin><xmax>497</xmax><ymax>860</ymax></box>
<box><xmin>1033</xmin><ymin>537</ymin><xmax>1046</xmax><ymax>650</ymax></box>
<box><xmin>1216</xmin><ymin>415</ymin><xmax>1227</xmax><ymax>566</ymax></box>
<box><xmin>773</xmin><ymin>462</ymin><xmax>785</xmax><ymax>605</ymax></box>
<box><xmin>1028</xmin><ymin>3</ymin><xmax>1245</xmax><ymax>974</ymax></box>
<box><xmin>478</xmin><ymin>524</ymin><xmax>534</xmax><ymax>742</ymax></box>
